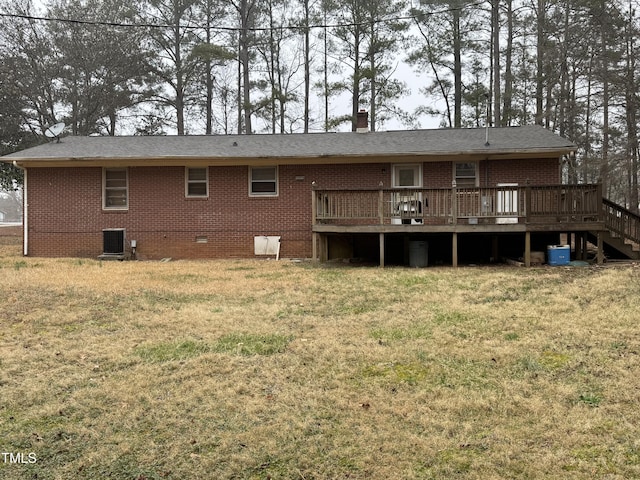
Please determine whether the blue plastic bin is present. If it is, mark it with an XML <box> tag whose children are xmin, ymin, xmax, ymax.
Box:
<box><xmin>547</xmin><ymin>245</ymin><xmax>570</xmax><ymax>266</ymax></box>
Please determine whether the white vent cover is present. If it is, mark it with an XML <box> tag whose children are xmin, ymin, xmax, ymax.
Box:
<box><xmin>254</xmin><ymin>236</ymin><xmax>281</xmax><ymax>257</ymax></box>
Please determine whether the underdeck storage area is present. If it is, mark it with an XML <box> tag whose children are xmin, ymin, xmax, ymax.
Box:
<box><xmin>323</xmin><ymin>232</ymin><xmax>563</xmax><ymax>267</ymax></box>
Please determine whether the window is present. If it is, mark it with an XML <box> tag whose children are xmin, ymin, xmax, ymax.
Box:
<box><xmin>186</xmin><ymin>167</ymin><xmax>208</xmax><ymax>197</ymax></box>
<box><xmin>103</xmin><ymin>168</ymin><xmax>128</xmax><ymax>209</ymax></box>
<box><xmin>392</xmin><ymin>164</ymin><xmax>422</xmax><ymax>188</ymax></box>
<box><xmin>454</xmin><ymin>162</ymin><xmax>478</xmax><ymax>188</ymax></box>
<box><xmin>250</xmin><ymin>166</ymin><xmax>278</xmax><ymax>196</ymax></box>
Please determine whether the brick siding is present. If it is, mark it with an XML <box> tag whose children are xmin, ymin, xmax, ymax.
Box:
<box><xmin>25</xmin><ymin>157</ymin><xmax>561</xmax><ymax>259</ymax></box>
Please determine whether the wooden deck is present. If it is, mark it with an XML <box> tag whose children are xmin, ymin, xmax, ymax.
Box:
<box><xmin>313</xmin><ymin>184</ymin><xmax>604</xmax><ymax>230</ymax></box>
<box><xmin>311</xmin><ymin>184</ymin><xmax>608</xmax><ymax>266</ymax></box>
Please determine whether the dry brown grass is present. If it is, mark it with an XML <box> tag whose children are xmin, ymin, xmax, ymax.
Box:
<box><xmin>1</xmin><ymin>240</ymin><xmax>640</xmax><ymax>479</ymax></box>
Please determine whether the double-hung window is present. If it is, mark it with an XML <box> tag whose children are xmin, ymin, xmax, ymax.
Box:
<box><xmin>186</xmin><ymin>167</ymin><xmax>208</xmax><ymax>197</ymax></box>
<box><xmin>249</xmin><ymin>166</ymin><xmax>278</xmax><ymax>196</ymax></box>
<box><xmin>454</xmin><ymin>162</ymin><xmax>478</xmax><ymax>188</ymax></box>
<box><xmin>103</xmin><ymin>168</ymin><xmax>128</xmax><ymax>209</ymax></box>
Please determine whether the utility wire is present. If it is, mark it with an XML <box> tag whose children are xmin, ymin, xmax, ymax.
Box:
<box><xmin>0</xmin><ymin>2</ymin><xmax>486</xmax><ymax>33</ymax></box>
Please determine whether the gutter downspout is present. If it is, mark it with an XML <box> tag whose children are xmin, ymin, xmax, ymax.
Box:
<box><xmin>12</xmin><ymin>161</ymin><xmax>27</xmax><ymax>256</ymax></box>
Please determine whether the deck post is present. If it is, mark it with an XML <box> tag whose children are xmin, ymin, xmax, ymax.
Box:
<box><xmin>378</xmin><ymin>189</ymin><xmax>384</xmax><ymax>224</ymax></box>
<box><xmin>491</xmin><ymin>235</ymin><xmax>499</xmax><ymax>263</ymax></box>
<box><xmin>451</xmin><ymin>181</ymin><xmax>458</xmax><ymax>224</ymax></box>
<box><xmin>597</xmin><ymin>232</ymin><xmax>604</xmax><ymax>264</ymax></box>
<box><xmin>597</xmin><ymin>183</ymin><xmax>604</xmax><ymax>221</ymax></box>
<box><xmin>312</xmin><ymin>233</ymin><xmax>318</xmax><ymax>261</ymax></box>
<box><xmin>311</xmin><ymin>187</ymin><xmax>318</xmax><ymax>261</ymax></box>
<box><xmin>524</xmin><ymin>231</ymin><xmax>531</xmax><ymax>267</ymax></box>
<box><xmin>311</xmin><ymin>188</ymin><xmax>317</xmax><ymax>224</ymax></box>
<box><xmin>379</xmin><ymin>233</ymin><xmax>385</xmax><ymax>267</ymax></box>
<box><xmin>452</xmin><ymin>232</ymin><xmax>458</xmax><ymax>267</ymax></box>
<box><xmin>319</xmin><ymin>234</ymin><xmax>328</xmax><ymax>262</ymax></box>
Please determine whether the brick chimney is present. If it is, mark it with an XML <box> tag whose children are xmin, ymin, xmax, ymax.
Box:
<box><xmin>356</xmin><ymin>109</ymin><xmax>369</xmax><ymax>133</ymax></box>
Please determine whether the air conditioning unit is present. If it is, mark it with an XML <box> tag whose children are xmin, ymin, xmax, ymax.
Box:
<box><xmin>101</xmin><ymin>229</ymin><xmax>125</xmax><ymax>259</ymax></box>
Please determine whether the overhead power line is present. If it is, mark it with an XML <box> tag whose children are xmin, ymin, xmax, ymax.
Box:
<box><xmin>0</xmin><ymin>2</ymin><xmax>486</xmax><ymax>33</ymax></box>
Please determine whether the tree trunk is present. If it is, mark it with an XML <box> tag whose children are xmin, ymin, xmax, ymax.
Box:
<box><xmin>453</xmin><ymin>5</ymin><xmax>462</xmax><ymax>128</ymax></box>
<box><xmin>502</xmin><ymin>0</ymin><xmax>513</xmax><ymax>126</ymax></box>
<box><xmin>237</xmin><ymin>37</ymin><xmax>242</xmax><ymax>134</ymax></box>
<box><xmin>205</xmin><ymin>1</ymin><xmax>213</xmax><ymax>135</ymax></box>
<box><xmin>238</xmin><ymin>0</ymin><xmax>252</xmax><ymax>134</ymax></box>
<box><xmin>600</xmin><ymin>1</ymin><xmax>610</xmax><ymax>192</ymax></box>
<box><xmin>351</xmin><ymin>24</ymin><xmax>361</xmax><ymax>132</ymax></box>
<box><xmin>535</xmin><ymin>0</ymin><xmax>545</xmax><ymax>126</ymax></box>
<box><xmin>323</xmin><ymin>7</ymin><xmax>329</xmax><ymax>132</ymax></box>
<box><xmin>369</xmin><ymin>17</ymin><xmax>376</xmax><ymax>132</ymax></box>
<box><xmin>584</xmin><ymin>48</ymin><xmax>594</xmax><ymax>183</ymax></box>
<box><xmin>303</xmin><ymin>0</ymin><xmax>310</xmax><ymax>133</ymax></box>
<box><xmin>173</xmin><ymin>2</ymin><xmax>185</xmax><ymax>136</ymax></box>
<box><xmin>624</xmin><ymin>3</ymin><xmax>639</xmax><ymax>211</ymax></box>
<box><xmin>491</xmin><ymin>0</ymin><xmax>501</xmax><ymax>127</ymax></box>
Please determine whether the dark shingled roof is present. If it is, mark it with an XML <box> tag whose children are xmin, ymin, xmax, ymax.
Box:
<box><xmin>3</xmin><ymin>126</ymin><xmax>575</xmax><ymax>165</ymax></box>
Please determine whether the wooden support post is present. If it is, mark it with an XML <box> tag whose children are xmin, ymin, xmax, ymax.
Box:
<box><xmin>451</xmin><ymin>181</ymin><xmax>458</xmax><ymax>224</ymax></box>
<box><xmin>452</xmin><ymin>232</ymin><xmax>458</xmax><ymax>267</ymax></box>
<box><xmin>319</xmin><ymin>234</ymin><xmax>328</xmax><ymax>263</ymax></box>
<box><xmin>524</xmin><ymin>231</ymin><xmax>531</xmax><ymax>267</ymax></box>
<box><xmin>378</xmin><ymin>189</ymin><xmax>384</xmax><ymax>224</ymax></box>
<box><xmin>403</xmin><ymin>235</ymin><xmax>409</xmax><ymax>266</ymax></box>
<box><xmin>575</xmin><ymin>232</ymin><xmax>582</xmax><ymax>261</ymax></box>
<box><xmin>379</xmin><ymin>232</ymin><xmax>385</xmax><ymax>268</ymax></box>
<box><xmin>597</xmin><ymin>232</ymin><xmax>604</xmax><ymax>264</ymax></box>
<box><xmin>491</xmin><ymin>235</ymin><xmax>499</xmax><ymax>263</ymax></box>
<box><xmin>311</xmin><ymin>188</ymin><xmax>317</xmax><ymax>225</ymax></box>
<box><xmin>312</xmin><ymin>232</ymin><xmax>318</xmax><ymax>261</ymax></box>
<box><xmin>597</xmin><ymin>183</ymin><xmax>604</xmax><ymax>221</ymax></box>
<box><xmin>311</xmin><ymin>188</ymin><xmax>318</xmax><ymax>261</ymax></box>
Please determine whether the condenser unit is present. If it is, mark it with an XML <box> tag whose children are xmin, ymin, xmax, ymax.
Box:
<box><xmin>101</xmin><ymin>229</ymin><xmax>125</xmax><ymax>259</ymax></box>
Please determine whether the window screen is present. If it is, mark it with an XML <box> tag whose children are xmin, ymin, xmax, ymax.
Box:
<box><xmin>186</xmin><ymin>167</ymin><xmax>208</xmax><ymax>197</ymax></box>
<box><xmin>455</xmin><ymin>163</ymin><xmax>477</xmax><ymax>188</ymax></box>
<box><xmin>104</xmin><ymin>168</ymin><xmax>128</xmax><ymax>208</ymax></box>
<box><xmin>250</xmin><ymin>167</ymin><xmax>278</xmax><ymax>195</ymax></box>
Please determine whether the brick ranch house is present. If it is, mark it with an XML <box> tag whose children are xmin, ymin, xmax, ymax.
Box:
<box><xmin>4</xmin><ymin>121</ymin><xmax>639</xmax><ymax>266</ymax></box>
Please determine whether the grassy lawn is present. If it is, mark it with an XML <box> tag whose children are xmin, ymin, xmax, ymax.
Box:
<box><xmin>1</xmin><ymin>238</ymin><xmax>639</xmax><ymax>479</ymax></box>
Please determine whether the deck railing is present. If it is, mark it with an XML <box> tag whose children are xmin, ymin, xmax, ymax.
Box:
<box><xmin>603</xmin><ymin>199</ymin><xmax>640</xmax><ymax>245</ymax></box>
<box><xmin>313</xmin><ymin>184</ymin><xmax>603</xmax><ymax>226</ymax></box>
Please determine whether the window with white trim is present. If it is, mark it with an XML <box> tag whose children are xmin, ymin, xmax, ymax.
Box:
<box><xmin>186</xmin><ymin>167</ymin><xmax>208</xmax><ymax>197</ymax></box>
<box><xmin>454</xmin><ymin>162</ymin><xmax>478</xmax><ymax>188</ymax></box>
<box><xmin>103</xmin><ymin>168</ymin><xmax>128</xmax><ymax>209</ymax></box>
<box><xmin>249</xmin><ymin>166</ymin><xmax>278</xmax><ymax>196</ymax></box>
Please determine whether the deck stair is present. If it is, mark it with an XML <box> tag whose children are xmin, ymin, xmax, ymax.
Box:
<box><xmin>594</xmin><ymin>199</ymin><xmax>640</xmax><ymax>260</ymax></box>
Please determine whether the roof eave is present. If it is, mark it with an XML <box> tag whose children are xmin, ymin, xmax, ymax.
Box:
<box><xmin>5</xmin><ymin>147</ymin><xmax>575</xmax><ymax>168</ymax></box>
